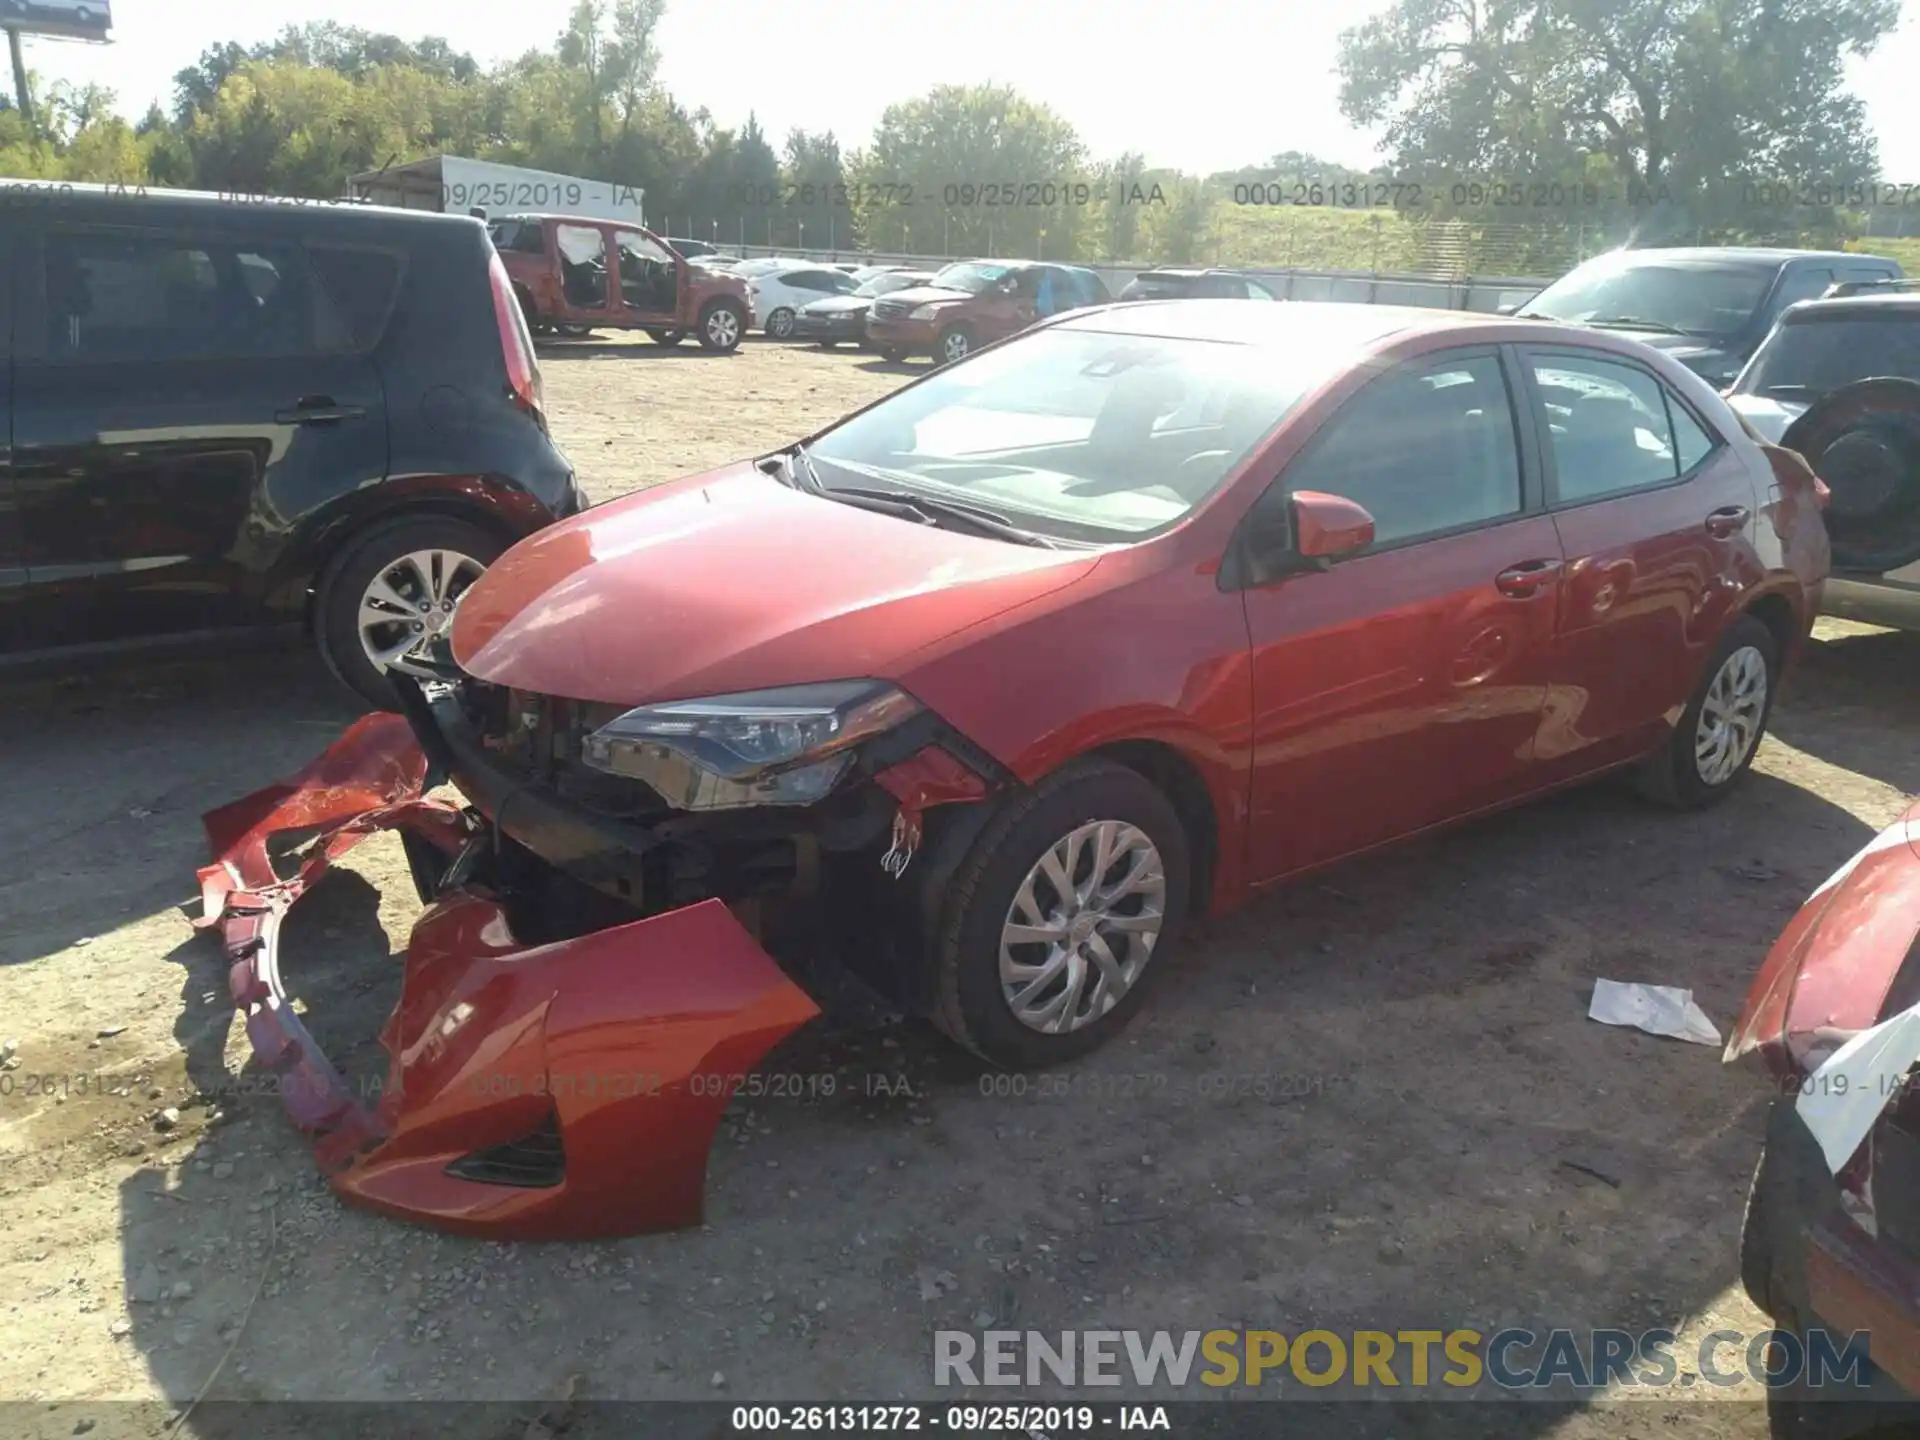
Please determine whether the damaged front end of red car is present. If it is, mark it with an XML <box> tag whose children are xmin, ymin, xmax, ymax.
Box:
<box><xmin>194</xmin><ymin>673</ymin><xmax>1009</xmax><ymax>1241</ymax></box>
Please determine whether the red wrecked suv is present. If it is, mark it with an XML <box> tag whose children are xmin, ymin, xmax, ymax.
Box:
<box><xmin>197</xmin><ymin>300</ymin><xmax>1828</xmax><ymax>1240</ymax></box>
<box><xmin>491</xmin><ymin>212</ymin><xmax>751</xmax><ymax>351</ymax></box>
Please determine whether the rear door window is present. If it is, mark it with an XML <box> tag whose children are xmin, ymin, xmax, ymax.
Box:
<box><xmin>307</xmin><ymin>245</ymin><xmax>402</xmax><ymax>353</ymax></box>
<box><xmin>45</xmin><ymin>231</ymin><xmax>322</xmax><ymax>363</ymax></box>
<box><xmin>1525</xmin><ymin>353</ymin><xmax>1708</xmax><ymax>503</ymax></box>
<box><xmin>1771</xmin><ymin>267</ymin><xmax>1836</xmax><ymax>311</ymax></box>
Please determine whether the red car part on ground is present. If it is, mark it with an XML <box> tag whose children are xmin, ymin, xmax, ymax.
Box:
<box><xmin>194</xmin><ymin>713</ymin><xmax>820</xmax><ymax>1240</ymax></box>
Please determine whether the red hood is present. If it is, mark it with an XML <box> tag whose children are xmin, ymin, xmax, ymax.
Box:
<box><xmin>450</xmin><ymin>461</ymin><xmax>1100</xmax><ymax>705</ymax></box>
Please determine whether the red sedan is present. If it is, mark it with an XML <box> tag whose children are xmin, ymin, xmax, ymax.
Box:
<box><xmin>198</xmin><ymin>300</ymin><xmax>1830</xmax><ymax>1239</ymax></box>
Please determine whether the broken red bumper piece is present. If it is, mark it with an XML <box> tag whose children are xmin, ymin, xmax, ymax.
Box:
<box><xmin>193</xmin><ymin>712</ymin><xmax>820</xmax><ymax>1240</ymax></box>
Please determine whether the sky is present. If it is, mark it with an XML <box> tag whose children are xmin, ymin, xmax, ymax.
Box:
<box><xmin>24</xmin><ymin>0</ymin><xmax>1920</xmax><ymax>180</ymax></box>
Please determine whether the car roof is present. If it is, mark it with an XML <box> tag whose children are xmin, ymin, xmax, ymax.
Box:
<box><xmin>1053</xmin><ymin>298</ymin><xmax>1483</xmax><ymax>347</ymax></box>
<box><xmin>1584</xmin><ymin>246</ymin><xmax>1894</xmax><ymax>269</ymax></box>
<box><xmin>1781</xmin><ymin>292</ymin><xmax>1920</xmax><ymax>318</ymax></box>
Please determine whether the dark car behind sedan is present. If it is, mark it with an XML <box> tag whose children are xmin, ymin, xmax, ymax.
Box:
<box><xmin>793</xmin><ymin>269</ymin><xmax>938</xmax><ymax>347</ymax></box>
<box><xmin>1512</xmin><ymin>247</ymin><xmax>1903</xmax><ymax>388</ymax></box>
<box><xmin>2</xmin><ymin>184</ymin><xmax>580</xmax><ymax>707</ymax></box>
<box><xmin>1120</xmin><ymin>268</ymin><xmax>1277</xmax><ymax>301</ymax></box>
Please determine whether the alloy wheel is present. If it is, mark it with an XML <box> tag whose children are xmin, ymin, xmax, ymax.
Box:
<box><xmin>356</xmin><ymin>549</ymin><xmax>486</xmax><ymax>674</ymax></box>
<box><xmin>767</xmin><ymin>308</ymin><xmax>795</xmax><ymax>338</ymax></box>
<box><xmin>706</xmin><ymin>308</ymin><xmax>741</xmax><ymax>348</ymax></box>
<box><xmin>1694</xmin><ymin>644</ymin><xmax>1768</xmax><ymax>785</ymax></box>
<box><xmin>941</xmin><ymin>331</ymin><xmax>971</xmax><ymax>363</ymax></box>
<box><xmin>998</xmin><ymin>819</ymin><xmax>1167</xmax><ymax>1035</ymax></box>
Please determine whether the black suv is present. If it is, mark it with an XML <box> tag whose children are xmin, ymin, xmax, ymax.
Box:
<box><xmin>1724</xmin><ymin>280</ymin><xmax>1920</xmax><ymax>632</ymax></box>
<box><xmin>1118</xmin><ymin>268</ymin><xmax>1277</xmax><ymax>301</ymax></box>
<box><xmin>1</xmin><ymin>185</ymin><xmax>581</xmax><ymax>706</ymax></box>
<box><xmin>1510</xmin><ymin>246</ymin><xmax>1904</xmax><ymax>387</ymax></box>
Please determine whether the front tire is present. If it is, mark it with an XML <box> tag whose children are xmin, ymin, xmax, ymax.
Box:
<box><xmin>697</xmin><ymin>299</ymin><xmax>746</xmax><ymax>352</ymax></box>
<box><xmin>930</xmin><ymin>760</ymin><xmax>1191</xmax><ymax>1070</ymax></box>
<box><xmin>936</xmin><ymin>325</ymin><xmax>974</xmax><ymax>365</ymax></box>
<box><xmin>315</xmin><ymin>514</ymin><xmax>504</xmax><ymax>710</ymax></box>
<box><xmin>1635</xmin><ymin>614</ymin><xmax>1778</xmax><ymax>808</ymax></box>
<box><xmin>765</xmin><ymin>307</ymin><xmax>796</xmax><ymax>339</ymax></box>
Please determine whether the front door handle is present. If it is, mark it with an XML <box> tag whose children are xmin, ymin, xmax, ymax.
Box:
<box><xmin>1494</xmin><ymin>558</ymin><xmax>1564</xmax><ymax>597</ymax></box>
<box><xmin>1705</xmin><ymin>505</ymin><xmax>1751</xmax><ymax>538</ymax></box>
<box><xmin>276</xmin><ymin>397</ymin><xmax>366</xmax><ymax>425</ymax></box>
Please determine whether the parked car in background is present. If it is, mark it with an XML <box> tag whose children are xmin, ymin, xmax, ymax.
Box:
<box><xmin>1727</xmin><ymin>796</ymin><xmax>1920</xmax><ymax>1424</ymax></box>
<box><xmin>864</xmin><ymin>259</ymin><xmax>1113</xmax><ymax>363</ymax></box>
<box><xmin>793</xmin><ymin>269</ymin><xmax>939</xmax><ymax>346</ymax></box>
<box><xmin>1120</xmin><ymin>268</ymin><xmax>1278</xmax><ymax>301</ymax></box>
<box><xmin>1510</xmin><ymin>247</ymin><xmax>1904</xmax><ymax>388</ymax></box>
<box><xmin>3</xmin><ymin>185</ymin><xmax>581</xmax><ymax>707</ymax></box>
<box><xmin>1724</xmin><ymin>283</ymin><xmax>1920</xmax><ymax>632</ymax></box>
<box><xmin>749</xmin><ymin>264</ymin><xmax>863</xmax><ymax>337</ymax></box>
<box><xmin>662</xmin><ymin>236</ymin><xmax>720</xmax><ymax>259</ymax></box>
<box><xmin>491</xmin><ymin>213</ymin><xmax>751</xmax><ymax>351</ymax></box>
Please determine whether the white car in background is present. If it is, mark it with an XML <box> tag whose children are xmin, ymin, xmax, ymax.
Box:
<box><xmin>748</xmin><ymin>264</ymin><xmax>863</xmax><ymax>337</ymax></box>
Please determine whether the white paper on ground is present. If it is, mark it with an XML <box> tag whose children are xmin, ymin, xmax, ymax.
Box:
<box><xmin>1796</xmin><ymin>999</ymin><xmax>1920</xmax><ymax>1174</ymax></box>
<box><xmin>1588</xmin><ymin>979</ymin><xmax>1724</xmax><ymax>1047</ymax></box>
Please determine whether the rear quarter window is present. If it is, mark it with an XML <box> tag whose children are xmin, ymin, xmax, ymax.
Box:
<box><xmin>307</xmin><ymin>245</ymin><xmax>404</xmax><ymax>353</ymax></box>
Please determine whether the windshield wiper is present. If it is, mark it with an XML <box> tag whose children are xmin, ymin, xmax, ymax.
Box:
<box><xmin>1584</xmin><ymin>315</ymin><xmax>1692</xmax><ymax>336</ymax></box>
<box><xmin>825</xmin><ymin>484</ymin><xmax>1060</xmax><ymax>548</ymax></box>
<box><xmin>761</xmin><ymin>444</ymin><xmax>828</xmax><ymax>493</ymax></box>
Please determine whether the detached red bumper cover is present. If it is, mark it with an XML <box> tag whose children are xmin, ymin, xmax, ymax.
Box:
<box><xmin>193</xmin><ymin>713</ymin><xmax>820</xmax><ymax>1240</ymax></box>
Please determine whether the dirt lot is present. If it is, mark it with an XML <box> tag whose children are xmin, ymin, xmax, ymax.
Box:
<box><xmin>1</xmin><ymin>334</ymin><xmax>1916</xmax><ymax>1437</ymax></box>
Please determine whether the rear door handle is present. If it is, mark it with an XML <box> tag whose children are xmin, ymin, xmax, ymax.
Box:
<box><xmin>276</xmin><ymin>398</ymin><xmax>366</xmax><ymax>425</ymax></box>
<box><xmin>1494</xmin><ymin>558</ymin><xmax>1564</xmax><ymax>597</ymax></box>
<box><xmin>1705</xmin><ymin>505</ymin><xmax>1751</xmax><ymax>538</ymax></box>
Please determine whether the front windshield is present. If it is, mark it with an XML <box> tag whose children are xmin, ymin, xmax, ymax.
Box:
<box><xmin>805</xmin><ymin>327</ymin><xmax>1326</xmax><ymax>543</ymax></box>
<box><xmin>856</xmin><ymin>272</ymin><xmax>928</xmax><ymax>297</ymax></box>
<box><xmin>1524</xmin><ymin>256</ymin><xmax>1773</xmax><ymax>340</ymax></box>
<box><xmin>930</xmin><ymin>262</ymin><xmax>1012</xmax><ymax>295</ymax></box>
<box><xmin>1737</xmin><ymin>314</ymin><xmax>1920</xmax><ymax>396</ymax></box>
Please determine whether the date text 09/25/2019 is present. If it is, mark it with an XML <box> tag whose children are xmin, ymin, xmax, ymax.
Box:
<box><xmin>722</xmin><ymin>182</ymin><xmax>1168</xmax><ymax>210</ymax></box>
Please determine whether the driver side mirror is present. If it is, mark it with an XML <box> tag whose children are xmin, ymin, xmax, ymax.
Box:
<box><xmin>1224</xmin><ymin>489</ymin><xmax>1376</xmax><ymax>589</ymax></box>
<box><xmin>1293</xmin><ymin>490</ymin><xmax>1376</xmax><ymax>563</ymax></box>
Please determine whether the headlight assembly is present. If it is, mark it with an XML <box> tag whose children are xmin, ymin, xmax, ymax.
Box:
<box><xmin>910</xmin><ymin>304</ymin><xmax>953</xmax><ymax>320</ymax></box>
<box><xmin>580</xmin><ymin>680</ymin><xmax>923</xmax><ymax>810</ymax></box>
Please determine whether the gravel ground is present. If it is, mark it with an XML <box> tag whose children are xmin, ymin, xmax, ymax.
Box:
<box><xmin>1</xmin><ymin>333</ymin><xmax>1915</xmax><ymax>1438</ymax></box>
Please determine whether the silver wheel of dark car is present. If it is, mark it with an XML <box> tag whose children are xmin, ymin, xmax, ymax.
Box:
<box><xmin>317</xmin><ymin>515</ymin><xmax>506</xmax><ymax>710</ymax></box>
<box><xmin>998</xmin><ymin>819</ymin><xmax>1168</xmax><ymax>1034</ymax></box>
<box><xmin>766</xmin><ymin>307</ymin><xmax>795</xmax><ymax>338</ymax></box>
<box><xmin>1694</xmin><ymin>644</ymin><xmax>1768</xmax><ymax>786</ymax></box>
<box><xmin>357</xmin><ymin>548</ymin><xmax>487</xmax><ymax>674</ymax></box>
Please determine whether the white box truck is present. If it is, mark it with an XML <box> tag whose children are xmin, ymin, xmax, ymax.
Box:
<box><xmin>347</xmin><ymin>155</ymin><xmax>643</xmax><ymax>226</ymax></box>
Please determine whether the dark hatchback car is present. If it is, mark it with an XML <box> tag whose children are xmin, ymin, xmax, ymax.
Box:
<box><xmin>1512</xmin><ymin>247</ymin><xmax>1904</xmax><ymax>388</ymax></box>
<box><xmin>0</xmin><ymin>186</ymin><xmax>580</xmax><ymax>706</ymax></box>
<box><xmin>1119</xmin><ymin>268</ymin><xmax>1277</xmax><ymax>302</ymax></box>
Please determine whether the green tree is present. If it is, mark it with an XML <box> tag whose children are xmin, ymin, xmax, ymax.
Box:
<box><xmin>1337</xmin><ymin>0</ymin><xmax>1897</xmax><ymax>242</ymax></box>
<box><xmin>848</xmin><ymin>84</ymin><xmax>1089</xmax><ymax>259</ymax></box>
<box><xmin>781</xmin><ymin>128</ymin><xmax>853</xmax><ymax>249</ymax></box>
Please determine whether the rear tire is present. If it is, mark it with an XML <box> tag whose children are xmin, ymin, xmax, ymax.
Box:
<box><xmin>929</xmin><ymin>760</ymin><xmax>1191</xmax><ymax>1070</ymax></box>
<box><xmin>765</xmin><ymin>307</ymin><xmax>796</xmax><ymax>339</ymax></box>
<box><xmin>1635</xmin><ymin>614</ymin><xmax>1778</xmax><ymax>809</ymax></box>
<box><xmin>315</xmin><ymin>514</ymin><xmax>505</xmax><ymax>710</ymax></box>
